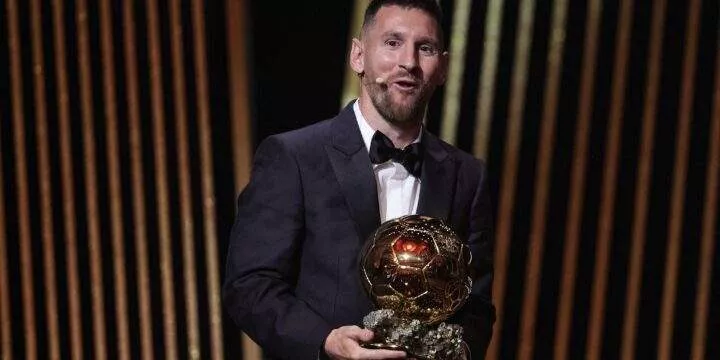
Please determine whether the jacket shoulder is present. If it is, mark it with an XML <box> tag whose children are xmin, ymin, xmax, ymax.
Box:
<box><xmin>257</xmin><ymin>116</ymin><xmax>337</xmax><ymax>157</ymax></box>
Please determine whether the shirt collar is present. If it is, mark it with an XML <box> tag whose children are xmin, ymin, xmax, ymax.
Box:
<box><xmin>353</xmin><ymin>99</ymin><xmax>422</xmax><ymax>153</ymax></box>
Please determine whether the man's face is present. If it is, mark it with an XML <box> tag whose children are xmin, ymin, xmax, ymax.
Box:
<box><xmin>351</xmin><ymin>6</ymin><xmax>448</xmax><ymax>125</ymax></box>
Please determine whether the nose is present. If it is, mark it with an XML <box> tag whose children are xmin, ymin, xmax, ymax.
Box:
<box><xmin>398</xmin><ymin>45</ymin><xmax>419</xmax><ymax>72</ymax></box>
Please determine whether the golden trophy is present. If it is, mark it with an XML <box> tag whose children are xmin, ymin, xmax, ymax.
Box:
<box><xmin>359</xmin><ymin>215</ymin><xmax>471</xmax><ymax>359</ymax></box>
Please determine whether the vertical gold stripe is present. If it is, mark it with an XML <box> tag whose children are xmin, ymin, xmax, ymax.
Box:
<box><xmin>473</xmin><ymin>0</ymin><xmax>504</xmax><ymax>160</ymax></box>
<box><xmin>77</xmin><ymin>0</ymin><xmax>109</xmax><ymax>356</ymax></box>
<box><xmin>168</xmin><ymin>0</ymin><xmax>202</xmax><ymax>358</ymax></box>
<box><xmin>657</xmin><ymin>1</ymin><xmax>702</xmax><ymax>359</ymax></box>
<box><xmin>341</xmin><ymin>0</ymin><xmax>371</xmax><ymax>107</ymax></box>
<box><xmin>440</xmin><ymin>0</ymin><xmax>472</xmax><ymax>145</ymax></box>
<box><xmin>98</xmin><ymin>0</ymin><xmax>131</xmax><ymax>358</ymax></box>
<box><xmin>227</xmin><ymin>0</ymin><xmax>254</xmax><ymax>193</ymax></box>
<box><xmin>122</xmin><ymin>1</ymin><xmax>155</xmax><ymax>358</ymax></box>
<box><xmin>7</xmin><ymin>0</ymin><xmax>38</xmax><ymax>358</ymax></box>
<box><xmin>620</xmin><ymin>1</ymin><xmax>667</xmax><ymax>359</ymax></box>
<box><xmin>226</xmin><ymin>1</ymin><xmax>262</xmax><ymax>358</ymax></box>
<box><xmin>554</xmin><ymin>0</ymin><xmax>603</xmax><ymax>357</ymax></box>
<box><xmin>517</xmin><ymin>1</ymin><xmax>569</xmax><ymax>359</ymax></box>
<box><xmin>690</xmin><ymin>29</ymin><xmax>720</xmax><ymax>360</ymax></box>
<box><xmin>29</xmin><ymin>0</ymin><xmax>62</xmax><ymax>357</ymax></box>
<box><xmin>146</xmin><ymin>0</ymin><xmax>179</xmax><ymax>358</ymax></box>
<box><xmin>241</xmin><ymin>335</ymin><xmax>262</xmax><ymax>360</ymax></box>
<box><xmin>586</xmin><ymin>1</ymin><xmax>634</xmax><ymax>359</ymax></box>
<box><xmin>52</xmin><ymin>0</ymin><xmax>84</xmax><ymax>357</ymax></box>
<box><xmin>553</xmin><ymin>1</ymin><xmax>602</xmax><ymax>359</ymax></box>
<box><xmin>190</xmin><ymin>1</ymin><xmax>226</xmax><ymax>358</ymax></box>
<box><xmin>487</xmin><ymin>0</ymin><xmax>537</xmax><ymax>358</ymax></box>
<box><xmin>0</xmin><ymin>115</ymin><xmax>12</xmax><ymax>360</ymax></box>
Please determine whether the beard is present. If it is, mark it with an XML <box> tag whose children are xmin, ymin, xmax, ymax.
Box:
<box><xmin>365</xmin><ymin>75</ymin><xmax>432</xmax><ymax>126</ymax></box>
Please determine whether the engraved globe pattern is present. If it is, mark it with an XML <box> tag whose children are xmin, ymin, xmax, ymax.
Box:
<box><xmin>359</xmin><ymin>215</ymin><xmax>472</xmax><ymax>324</ymax></box>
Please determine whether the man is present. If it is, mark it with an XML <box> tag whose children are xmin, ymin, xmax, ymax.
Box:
<box><xmin>223</xmin><ymin>0</ymin><xmax>495</xmax><ymax>359</ymax></box>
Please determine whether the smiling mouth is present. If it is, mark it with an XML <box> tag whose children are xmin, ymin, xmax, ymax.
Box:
<box><xmin>392</xmin><ymin>79</ymin><xmax>420</xmax><ymax>93</ymax></box>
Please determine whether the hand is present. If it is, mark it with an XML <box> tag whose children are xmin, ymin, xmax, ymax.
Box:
<box><xmin>323</xmin><ymin>325</ymin><xmax>407</xmax><ymax>360</ymax></box>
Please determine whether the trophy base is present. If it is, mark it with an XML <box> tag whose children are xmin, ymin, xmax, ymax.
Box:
<box><xmin>362</xmin><ymin>309</ymin><xmax>466</xmax><ymax>360</ymax></box>
<box><xmin>362</xmin><ymin>343</ymin><xmax>405</xmax><ymax>351</ymax></box>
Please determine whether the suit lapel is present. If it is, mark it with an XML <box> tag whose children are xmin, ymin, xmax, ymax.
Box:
<box><xmin>417</xmin><ymin>131</ymin><xmax>456</xmax><ymax>221</ymax></box>
<box><xmin>326</xmin><ymin>104</ymin><xmax>381</xmax><ymax>243</ymax></box>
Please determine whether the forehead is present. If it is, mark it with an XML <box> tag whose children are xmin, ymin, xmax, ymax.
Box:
<box><xmin>365</xmin><ymin>5</ymin><xmax>441</xmax><ymax>41</ymax></box>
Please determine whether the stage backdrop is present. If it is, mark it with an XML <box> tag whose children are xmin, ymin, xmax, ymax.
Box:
<box><xmin>1</xmin><ymin>0</ymin><xmax>718</xmax><ymax>360</ymax></box>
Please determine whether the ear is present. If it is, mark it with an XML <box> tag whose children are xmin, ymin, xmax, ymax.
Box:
<box><xmin>349</xmin><ymin>38</ymin><xmax>365</xmax><ymax>75</ymax></box>
<box><xmin>438</xmin><ymin>51</ymin><xmax>449</xmax><ymax>85</ymax></box>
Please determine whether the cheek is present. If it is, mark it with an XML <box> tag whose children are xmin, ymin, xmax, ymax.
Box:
<box><xmin>421</xmin><ymin>62</ymin><xmax>442</xmax><ymax>82</ymax></box>
<box><xmin>368</xmin><ymin>49</ymin><xmax>398</xmax><ymax>70</ymax></box>
<box><xmin>375</xmin><ymin>54</ymin><xmax>398</xmax><ymax>72</ymax></box>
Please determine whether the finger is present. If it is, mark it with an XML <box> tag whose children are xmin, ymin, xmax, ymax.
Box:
<box><xmin>342</xmin><ymin>326</ymin><xmax>375</xmax><ymax>342</ymax></box>
<box><xmin>353</xmin><ymin>347</ymin><xmax>407</xmax><ymax>359</ymax></box>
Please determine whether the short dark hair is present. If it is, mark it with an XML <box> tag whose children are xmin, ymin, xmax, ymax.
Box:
<box><xmin>362</xmin><ymin>0</ymin><xmax>444</xmax><ymax>42</ymax></box>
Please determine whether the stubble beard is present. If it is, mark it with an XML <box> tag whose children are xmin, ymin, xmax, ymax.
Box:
<box><xmin>368</xmin><ymin>80</ymin><xmax>431</xmax><ymax>127</ymax></box>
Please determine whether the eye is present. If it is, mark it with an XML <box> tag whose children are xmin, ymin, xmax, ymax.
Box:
<box><xmin>385</xmin><ymin>39</ymin><xmax>401</xmax><ymax>48</ymax></box>
<box><xmin>419</xmin><ymin>44</ymin><xmax>438</xmax><ymax>55</ymax></box>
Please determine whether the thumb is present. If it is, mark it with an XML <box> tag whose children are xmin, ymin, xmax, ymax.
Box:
<box><xmin>345</xmin><ymin>326</ymin><xmax>375</xmax><ymax>342</ymax></box>
<box><xmin>357</xmin><ymin>328</ymin><xmax>375</xmax><ymax>342</ymax></box>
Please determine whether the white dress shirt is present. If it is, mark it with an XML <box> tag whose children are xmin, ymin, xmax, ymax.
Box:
<box><xmin>353</xmin><ymin>100</ymin><xmax>422</xmax><ymax>223</ymax></box>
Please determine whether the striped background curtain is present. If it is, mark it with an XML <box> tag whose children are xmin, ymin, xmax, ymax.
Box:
<box><xmin>1</xmin><ymin>0</ymin><xmax>240</xmax><ymax>358</ymax></box>
<box><xmin>1</xmin><ymin>0</ymin><xmax>718</xmax><ymax>359</ymax></box>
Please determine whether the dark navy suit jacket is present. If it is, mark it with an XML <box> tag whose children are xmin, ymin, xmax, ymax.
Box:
<box><xmin>223</xmin><ymin>104</ymin><xmax>495</xmax><ymax>359</ymax></box>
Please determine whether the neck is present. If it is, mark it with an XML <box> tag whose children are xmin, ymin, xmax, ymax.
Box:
<box><xmin>358</xmin><ymin>96</ymin><xmax>422</xmax><ymax>148</ymax></box>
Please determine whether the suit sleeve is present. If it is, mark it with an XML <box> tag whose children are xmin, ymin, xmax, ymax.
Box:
<box><xmin>450</xmin><ymin>160</ymin><xmax>496</xmax><ymax>359</ymax></box>
<box><xmin>223</xmin><ymin>136</ymin><xmax>333</xmax><ymax>360</ymax></box>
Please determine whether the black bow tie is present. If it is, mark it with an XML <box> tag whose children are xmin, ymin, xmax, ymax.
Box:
<box><xmin>368</xmin><ymin>131</ymin><xmax>423</xmax><ymax>177</ymax></box>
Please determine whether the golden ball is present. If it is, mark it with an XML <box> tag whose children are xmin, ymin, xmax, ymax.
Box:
<box><xmin>359</xmin><ymin>215</ymin><xmax>472</xmax><ymax>324</ymax></box>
